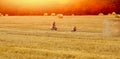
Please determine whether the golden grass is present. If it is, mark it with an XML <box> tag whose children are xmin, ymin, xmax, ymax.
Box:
<box><xmin>0</xmin><ymin>16</ymin><xmax>120</xmax><ymax>59</ymax></box>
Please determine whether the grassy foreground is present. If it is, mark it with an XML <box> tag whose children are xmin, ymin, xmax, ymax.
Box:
<box><xmin>0</xmin><ymin>16</ymin><xmax>120</xmax><ymax>59</ymax></box>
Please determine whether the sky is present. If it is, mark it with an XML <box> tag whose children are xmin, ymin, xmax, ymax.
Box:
<box><xmin>0</xmin><ymin>0</ymin><xmax>120</xmax><ymax>15</ymax></box>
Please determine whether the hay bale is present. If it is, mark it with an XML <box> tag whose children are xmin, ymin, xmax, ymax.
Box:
<box><xmin>0</xmin><ymin>13</ymin><xmax>2</xmax><ymax>16</ymax></box>
<box><xmin>108</xmin><ymin>13</ymin><xmax>112</xmax><ymax>15</ymax></box>
<box><xmin>51</xmin><ymin>13</ymin><xmax>56</xmax><ymax>16</ymax></box>
<box><xmin>112</xmin><ymin>12</ymin><xmax>116</xmax><ymax>15</ymax></box>
<box><xmin>98</xmin><ymin>13</ymin><xmax>104</xmax><ymax>16</ymax></box>
<box><xmin>103</xmin><ymin>19</ymin><xmax>120</xmax><ymax>37</ymax></box>
<box><xmin>57</xmin><ymin>14</ymin><xmax>63</xmax><ymax>19</ymax></box>
<box><xmin>72</xmin><ymin>14</ymin><xmax>75</xmax><ymax>16</ymax></box>
<box><xmin>43</xmin><ymin>13</ymin><xmax>48</xmax><ymax>16</ymax></box>
<box><xmin>5</xmin><ymin>14</ymin><xmax>8</xmax><ymax>16</ymax></box>
<box><xmin>0</xmin><ymin>14</ymin><xmax>3</xmax><ymax>16</ymax></box>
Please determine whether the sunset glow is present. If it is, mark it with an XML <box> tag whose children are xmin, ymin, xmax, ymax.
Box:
<box><xmin>0</xmin><ymin>0</ymin><xmax>119</xmax><ymax>15</ymax></box>
<box><xmin>1</xmin><ymin>0</ymin><xmax>72</xmax><ymax>6</ymax></box>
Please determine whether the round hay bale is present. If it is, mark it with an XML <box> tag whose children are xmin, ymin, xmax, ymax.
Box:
<box><xmin>43</xmin><ymin>13</ymin><xmax>48</xmax><ymax>16</ymax></box>
<box><xmin>103</xmin><ymin>19</ymin><xmax>120</xmax><ymax>37</ymax></box>
<box><xmin>0</xmin><ymin>14</ymin><xmax>3</xmax><ymax>16</ymax></box>
<box><xmin>112</xmin><ymin>12</ymin><xmax>116</xmax><ymax>15</ymax></box>
<box><xmin>57</xmin><ymin>14</ymin><xmax>63</xmax><ymax>19</ymax></box>
<box><xmin>98</xmin><ymin>13</ymin><xmax>104</xmax><ymax>16</ymax></box>
<box><xmin>108</xmin><ymin>13</ymin><xmax>112</xmax><ymax>16</ymax></box>
<box><xmin>72</xmin><ymin>14</ymin><xmax>75</xmax><ymax>16</ymax></box>
<box><xmin>51</xmin><ymin>13</ymin><xmax>56</xmax><ymax>16</ymax></box>
<box><xmin>0</xmin><ymin>13</ymin><xmax>2</xmax><ymax>16</ymax></box>
<box><xmin>5</xmin><ymin>14</ymin><xmax>8</xmax><ymax>16</ymax></box>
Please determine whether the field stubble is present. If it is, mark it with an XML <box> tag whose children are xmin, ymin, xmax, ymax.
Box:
<box><xmin>0</xmin><ymin>16</ymin><xmax>120</xmax><ymax>59</ymax></box>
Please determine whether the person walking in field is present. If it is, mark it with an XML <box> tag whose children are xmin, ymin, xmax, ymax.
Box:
<box><xmin>51</xmin><ymin>21</ymin><xmax>57</xmax><ymax>31</ymax></box>
<box><xmin>71</xmin><ymin>26</ymin><xmax>76</xmax><ymax>32</ymax></box>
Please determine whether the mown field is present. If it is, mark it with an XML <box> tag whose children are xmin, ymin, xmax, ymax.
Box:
<box><xmin>0</xmin><ymin>16</ymin><xmax>120</xmax><ymax>59</ymax></box>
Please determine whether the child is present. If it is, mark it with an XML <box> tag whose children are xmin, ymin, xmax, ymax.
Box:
<box><xmin>51</xmin><ymin>21</ymin><xmax>57</xmax><ymax>31</ymax></box>
<box><xmin>71</xmin><ymin>26</ymin><xmax>76</xmax><ymax>32</ymax></box>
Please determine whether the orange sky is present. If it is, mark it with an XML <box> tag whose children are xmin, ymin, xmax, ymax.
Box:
<box><xmin>0</xmin><ymin>0</ymin><xmax>73</xmax><ymax>8</ymax></box>
<box><xmin>0</xmin><ymin>0</ymin><xmax>119</xmax><ymax>15</ymax></box>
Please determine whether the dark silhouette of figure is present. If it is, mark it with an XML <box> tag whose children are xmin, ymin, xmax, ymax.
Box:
<box><xmin>71</xmin><ymin>26</ymin><xmax>76</xmax><ymax>32</ymax></box>
<box><xmin>53</xmin><ymin>21</ymin><xmax>56</xmax><ymax>26</ymax></box>
<box><xmin>51</xmin><ymin>21</ymin><xmax>57</xmax><ymax>31</ymax></box>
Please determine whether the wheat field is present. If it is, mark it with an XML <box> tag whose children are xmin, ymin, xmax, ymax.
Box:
<box><xmin>0</xmin><ymin>16</ymin><xmax>120</xmax><ymax>59</ymax></box>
